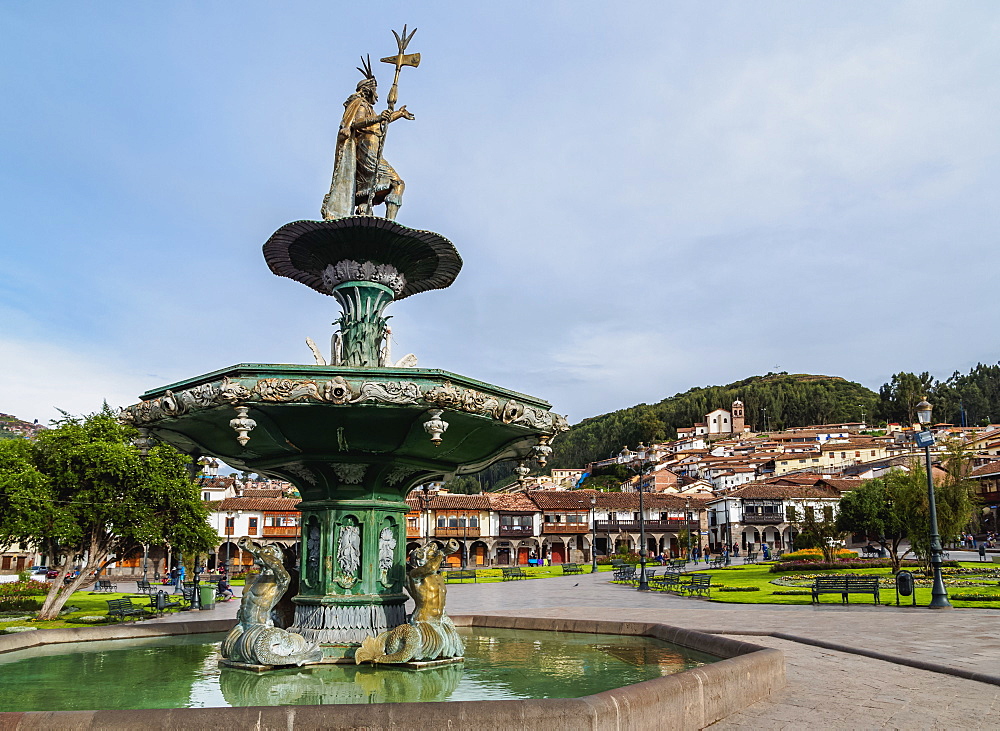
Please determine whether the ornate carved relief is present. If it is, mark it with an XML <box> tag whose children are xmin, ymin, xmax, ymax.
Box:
<box><xmin>332</xmin><ymin>463</ymin><xmax>367</xmax><ymax>485</ymax></box>
<box><xmin>285</xmin><ymin>463</ymin><xmax>318</xmax><ymax>486</ymax></box>
<box><xmin>352</xmin><ymin>381</ymin><xmax>422</xmax><ymax>405</ymax></box>
<box><xmin>336</xmin><ymin>524</ymin><xmax>361</xmax><ymax>588</ymax></box>
<box><xmin>378</xmin><ymin>526</ymin><xmax>396</xmax><ymax>585</ymax></box>
<box><xmin>322</xmin><ymin>260</ymin><xmax>407</xmax><ymax>296</ymax></box>
<box><xmin>384</xmin><ymin>465</ymin><xmax>419</xmax><ymax>486</ymax></box>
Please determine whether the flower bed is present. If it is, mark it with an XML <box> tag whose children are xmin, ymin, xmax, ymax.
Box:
<box><xmin>769</xmin><ymin>559</ymin><xmax>960</xmax><ymax>573</ymax></box>
<box><xmin>781</xmin><ymin>548</ymin><xmax>858</xmax><ymax>562</ymax></box>
<box><xmin>951</xmin><ymin>593</ymin><xmax>1000</xmax><ymax>601</ymax></box>
<box><xmin>0</xmin><ymin>581</ymin><xmax>47</xmax><ymax>612</ymax></box>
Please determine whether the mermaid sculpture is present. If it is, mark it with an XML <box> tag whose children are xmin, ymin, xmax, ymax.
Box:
<box><xmin>354</xmin><ymin>539</ymin><xmax>464</xmax><ymax>665</ymax></box>
<box><xmin>221</xmin><ymin>537</ymin><xmax>324</xmax><ymax>668</ymax></box>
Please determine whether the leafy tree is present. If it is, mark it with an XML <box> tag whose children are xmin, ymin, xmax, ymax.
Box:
<box><xmin>788</xmin><ymin>500</ymin><xmax>845</xmax><ymax>561</ymax></box>
<box><xmin>442</xmin><ymin>475</ymin><xmax>482</xmax><ymax>494</ymax></box>
<box><xmin>836</xmin><ymin>473</ymin><xmax>914</xmax><ymax>572</ymax></box>
<box><xmin>0</xmin><ymin>407</ymin><xmax>217</xmax><ymax>619</ymax></box>
<box><xmin>677</xmin><ymin>528</ymin><xmax>692</xmax><ymax>557</ymax></box>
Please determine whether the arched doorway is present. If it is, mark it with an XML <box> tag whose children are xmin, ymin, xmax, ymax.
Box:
<box><xmin>469</xmin><ymin>541</ymin><xmax>488</xmax><ymax>566</ymax></box>
<box><xmin>549</xmin><ymin>541</ymin><xmax>567</xmax><ymax>564</ymax></box>
<box><xmin>741</xmin><ymin>528</ymin><xmax>760</xmax><ymax>550</ymax></box>
<box><xmin>495</xmin><ymin>542</ymin><xmax>512</xmax><ymax>565</ymax></box>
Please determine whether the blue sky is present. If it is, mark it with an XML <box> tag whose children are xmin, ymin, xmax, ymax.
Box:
<box><xmin>2</xmin><ymin>2</ymin><xmax>999</xmax><ymax>425</ymax></box>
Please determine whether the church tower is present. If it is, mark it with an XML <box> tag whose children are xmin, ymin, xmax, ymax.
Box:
<box><xmin>732</xmin><ymin>399</ymin><xmax>745</xmax><ymax>433</ymax></box>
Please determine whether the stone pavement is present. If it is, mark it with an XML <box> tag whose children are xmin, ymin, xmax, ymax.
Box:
<box><xmin>442</xmin><ymin>571</ymin><xmax>1000</xmax><ymax>728</ymax></box>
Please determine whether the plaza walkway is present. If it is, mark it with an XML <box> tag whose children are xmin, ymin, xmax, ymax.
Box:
<box><xmin>443</xmin><ymin>571</ymin><xmax>1000</xmax><ymax>728</ymax></box>
<box><xmin>139</xmin><ymin>569</ymin><xmax>1000</xmax><ymax>728</ymax></box>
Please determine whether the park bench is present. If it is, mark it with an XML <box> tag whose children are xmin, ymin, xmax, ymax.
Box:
<box><xmin>708</xmin><ymin>556</ymin><xmax>726</xmax><ymax>569</ymax></box>
<box><xmin>667</xmin><ymin>558</ymin><xmax>688</xmax><ymax>571</ymax></box>
<box><xmin>744</xmin><ymin>552</ymin><xmax>759</xmax><ymax>565</ymax></box>
<box><xmin>811</xmin><ymin>576</ymin><xmax>880</xmax><ymax>604</ymax></box>
<box><xmin>684</xmin><ymin>574</ymin><xmax>712</xmax><ymax>597</ymax></box>
<box><xmin>148</xmin><ymin>590</ymin><xmax>182</xmax><ymax>617</ymax></box>
<box><xmin>94</xmin><ymin>579</ymin><xmax>117</xmax><ymax>593</ymax></box>
<box><xmin>561</xmin><ymin>563</ymin><xmax>584</xmax><ymax>575</ymax></box>
<box><xmin>502</xmin><ymin>567</ymin><xmax>528</xmax><ymax>581</ymax></box>
<box><xmin>106</xmin><ymin>597</ymin><xmax>151</xmax><ymax>622</ymax></box>
<box><xmin>135</xmin><ymin>579</ymin><xmax>154</xmax><ymax>595</ymax></box>
<box><xmin>650</xmin><ymin>573</ymin><xmax>683</xmax><ymax>592</ymax></box>
<box><xmin>611</xmin><ymin>559</ymin><xmax>628</xmax><ymax>568</ymax></box>
<box><xmin>445</xmin><ymin>570</ymin><xmax>478</xmax><ymax>583</ymax></box>
<box><xmin>613</xmin><ymin>566</ymin><xmax>636</xmax><ymax>583</ymax></box>
<box><xmin>860</xmin><ymin>545</ymin><xmax>881</xmax><ymax>559</ymax></box>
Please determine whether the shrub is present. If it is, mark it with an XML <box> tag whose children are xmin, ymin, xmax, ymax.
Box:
<box><xmin>772</xmin><ymin>590</ymin><xmax>811</xmax><ymax>595</ymax></box>
<box><xmin>781</xmin><ymin>548</ymin><xmax>858</xmax><ymax>562</ymax></box>
<box><xmin>768</xmin><ymin>558</ymin><xmax>952</xmax><ymax>573</ymax></box>
<box><xmin>717</xmin><ymin>586</ymin><xmax>760</xmax><ymax>592</ymax></box>
<box><xmin>0</xmin><ymin>597</ymin><xmax>43</xmax><ymax>612</ymax></box>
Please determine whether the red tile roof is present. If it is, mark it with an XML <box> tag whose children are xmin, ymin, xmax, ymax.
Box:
<box><xmin>428</xmin><ymin>494</ymin><xmax>491</xmax><ymax>510</ymax></box>
<box><xmin>486</xmin><ymin>493</ymin><xmax>540</xmax><ymax>512</ymax></box>
<box><xmin>216</xmin><ymin>497</ymin><xmax>300</xmax><ymax>512</ymax></box>
<box><xmin>727</xmin><ymin>483</ymin><xmax>840</xmax><ymax>499</ymax></box>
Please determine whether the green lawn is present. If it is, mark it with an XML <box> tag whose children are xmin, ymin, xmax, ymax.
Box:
<box><xmin>634</xmin><ymin>561</ymin><xmax>1000</xmax><ymax>608</ymax></box>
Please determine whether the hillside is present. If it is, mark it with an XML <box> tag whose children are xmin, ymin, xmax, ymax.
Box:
<box><xmin>0</xmin><ymin>413</ymin><xmax>45</xmax><ymax>440</ymax></box>
<box><xmin>549</xmin><ymin>373</ymin><xmax>878</xmax><ymax>468</ymax></box>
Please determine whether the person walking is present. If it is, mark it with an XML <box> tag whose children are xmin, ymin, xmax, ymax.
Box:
<box><xmin>979</xmin><ymin>542</ymin><xmax>988</xmax><ymax>562</ymax></box>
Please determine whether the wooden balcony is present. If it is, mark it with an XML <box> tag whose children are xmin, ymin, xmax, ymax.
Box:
<box><xmin>740</xmin><ymin>514</ymin><xmax>783</xmax><ymax>525</ymax></box>
<box><xmin>595</xmin><ymin>519</ymin><xmax>699</xmax><ymax>532</ymax></box>
<box><xmin>542</xmin><ymin>524</ymin><xmax>590</xmax><ymax>534</ymax></box>
<box><xmin>498</xmin><ymin>525</ymin><xmax>534</xmax><ymax>537</ymax></box>
<box><xmin>434</xmin><ymin>527</ymin><xmax>481</xmax><ymax>538</ymax></box>
<box><xmin>406</xmin><ymin>527</ymin><xmax>421</xmax><ymax>538</ymax></box>
<box><xmin>262</xmin><ymin>526</ymin><xmax>300</xmax><ymax>537</ymax></box>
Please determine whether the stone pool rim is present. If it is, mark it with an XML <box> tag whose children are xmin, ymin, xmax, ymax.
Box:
<box><xmin>0</xmin><ymin>615</ymin><xmax>784</xmax><ymax>730</ymax></box>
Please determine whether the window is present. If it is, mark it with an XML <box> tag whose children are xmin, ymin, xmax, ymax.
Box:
<box><xmin>437</xmin><ymin>515</ymin><xmax>446</xmax><ymax>527</ymax></box>
<box><xmin>805</xmin><ymin>507</ymin><xmax>815</xmax><ymax>521</ymax></box>
<box><xmin>248</xmin><ymin>517</ymin><xmax>258</xmax><ymax>535</ymax></box>
<box><xmin>823</xmin><ymin>506</ymin><xmax>834</xmax><ymax>522</ymax></box>
<box><xmin>225</xmin><ymin>517</ymin><xmax>235</xmax><ymax>535</ymax></box>
<box><xmin>871</xmin><ymin>450</ymin><xmax>876</xmax><ymax>456</ymax></box>
<box><xmin>786</xmin><ymin>506</ymin><xmax>797</xmax><ymax>522</ymax></box>
<box><xmin>470</xmin><ymin>515</ymin><xmax>479</xmax><ymax>527</ymax></box>
<box><xmin>855</xmin><ymin>452</ymin><xmax>861</xmax><ymax>458</ymax></box>
<box><xmin>203</xmin><ymin>492</ymin><xmax>211</xmax><ymax>501</ymax></box>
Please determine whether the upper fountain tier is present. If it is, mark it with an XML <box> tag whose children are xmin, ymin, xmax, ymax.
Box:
<box><xmin>263</xmin><ymin>216</ymin><xmax>462</xmax><ymax>300</ymax></box>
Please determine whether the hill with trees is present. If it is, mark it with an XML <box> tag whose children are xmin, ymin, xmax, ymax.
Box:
<box><xmin>550</xmin><ymin>373</ymin><xmax>878</xmax><ymax>468</ymax></box>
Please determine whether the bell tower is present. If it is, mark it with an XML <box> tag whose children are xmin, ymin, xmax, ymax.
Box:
<box><xmin>732</xmin><ymin>399</ymin><xmax>745</xmax><ymax>433</ymax></box>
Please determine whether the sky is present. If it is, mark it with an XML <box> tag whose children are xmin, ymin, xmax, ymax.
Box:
<box><xmin>1</xmin><ymin>1</ymin><xmax>999</xmax><ymax>426</ymax></box>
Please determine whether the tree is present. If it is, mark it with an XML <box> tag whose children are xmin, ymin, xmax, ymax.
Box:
<box><xmin>789</xmin><ymin>499</ymin><xmax>845</xmax><ymax>562</ymax></box>
<box><xmin>0</xmin><ymin>407</ymin><xmax>217</xmax><ymax>620</ymax></box>
<box><xmin>443</xmin><ymin>475</ymin><xmax>482</xmax><ymax>494</ymax></box>
<box><xmin>836</xmin><ymin>473</ymin><xmax>914</xmax><ymax>572</ymax></box>
<box><xmin>677</xmin><ymin>528</ymin><xmax>692</xmax><ymax>558</ymax></box>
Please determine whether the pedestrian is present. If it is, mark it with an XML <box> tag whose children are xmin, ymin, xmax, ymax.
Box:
<box><xmin>169</xmin><ymin>565</ymin><xmax>178</xmax><ymax>587</ymax></box>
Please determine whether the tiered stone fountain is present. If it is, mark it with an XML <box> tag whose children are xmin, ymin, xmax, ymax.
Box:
<box><xmin>120</xmin><ymin>30</ymin><xmax>566</xmax><ymax>663</ymax></box>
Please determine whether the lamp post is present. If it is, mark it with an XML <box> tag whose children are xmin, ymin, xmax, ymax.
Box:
<box><xmin>225</xmin><ymin>511</ymin><xmax>234</xmax><ymax>572</ymax></box>
<box><xmin>685</xmin><ymin>497</ymin><xmax>691</xmax><ymax>561</ymax></box>
<box><xmin>635</xmin><ymin>444</ymin><xmax>650</xmax><ymax>591</ymax></box>
<box><xmin>422</xmin><ymin>484</ymin><xmax>431</xmax><ymax>544</ymax></box>
<box><xmin>142</xmin><ymin>544</ymin><xmax>148</xmax><ymax>583</ymax></box>
<box><xmin>916</xmin><ymin>399</ymin><xmax>951</xmax><ymax>609</ymax></box>
<box><xmin>590</xmin><ymin>493</ymin><xmax>598</xmax><ymax>572</ymax></box>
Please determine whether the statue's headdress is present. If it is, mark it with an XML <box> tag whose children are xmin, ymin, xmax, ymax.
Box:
<box><xmin>356</xmin><ymin>55</ymin><xmax>376</xmax><ymax>91</ymax></box>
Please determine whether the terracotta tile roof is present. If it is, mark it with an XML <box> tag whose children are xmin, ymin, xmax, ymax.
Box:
<box><xmin>198</xmin><ymin>476</ymin><xmax>235</xmax><ymax>488</ymax></box>
<box><xmin>814</xmin><ymin>478</ymin><xmax>864</xmax><ymax>492</ymax></box>
<box><xmin>594</xmin><ymin>492</ymin><xmax>696</xmax><ymax>510</ymax></box>
<box><xmin>239</xmin><ymin>489</ymin><xmax>288</xmax><ymax>498</ymax></box>
<box><xmin>971</xmin><ymin>460</ymin><xmax>1000</xmax><ymax>477</ymax></box>
<box><xmin>485</xmin><ymin>493</ymin><xmax>540</xmax><ymax>512</ymax></box>
<box><xmin>528</xmin><ymin>490</ymin><xmax>598</xmax><ymax>510</ymax></box>
<box><xmin>428</xmin><ymin>494</ymin><xmax>491</xmax><ymax>510</ymax></box>
<box><xmin>727</xmin><ymin>483</ymin><xmax>840</xmax><ymax>499</ymax></box>
<box><xmin>216</xmin><ymin>497</ymin><xmax>301</xmax><ymax>512</ymax></box>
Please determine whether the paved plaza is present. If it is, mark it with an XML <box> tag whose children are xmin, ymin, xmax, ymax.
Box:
<box><xmin>141</xmin><ymin>566</ymin><xmax>1000</xmax><ymax>728</ymax></box>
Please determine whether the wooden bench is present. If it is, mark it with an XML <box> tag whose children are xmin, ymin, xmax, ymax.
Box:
<box><xmin>811</xmin><ymin>576</ymin><xmax>881</xmax><ymax>604</ymax></box>
<box><xmin>135</xmin><ymin>579</ymin><xmax>154</xmax><ymax>595</ymax></box>
<box><xmin>667</xmin><ymin>558</ymin><xmax>688</xmax><ymax>572</ymax></box>
<box><xmin>560</xmin><ymin>563</ymin><xmax>584</xmax><ymax>575</ymax></box>
<box><xmin>94</xmin><ymin>579</ymin><xmax>117</xmax><ymax>593</ymax></box>
<box><xmin>708</xmin><ymin>556</ymin><xmax>726</xmax><ymax>569</ymax></box>
<box><xmin>106</xmin><ymin>597</ymin><xmax>150</xmax><ymax>622</ymax></box>
<box><xmin>445</xmin><ymin>570</ymin><xmax>478</xmax><ymax>583</ymax></box>
<box><xmin>684</xmin><ymin>574</ymin><xmax>712</xmax><ymax>597</ymax></box>
<box><xmin>501</xmin><ymin>567</ymin><xmax>528</xmax><ymax>581</ymax></box>
<box><xmin>744</xmin><ymin>552</ymin><xmax>759</xmax><ymax>565</ymax></box>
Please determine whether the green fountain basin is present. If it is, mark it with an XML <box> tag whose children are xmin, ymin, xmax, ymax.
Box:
<box><xmin>0</xmin><ymin>616</ymin><xmax>784</xmax><ymax>728</ymax></box>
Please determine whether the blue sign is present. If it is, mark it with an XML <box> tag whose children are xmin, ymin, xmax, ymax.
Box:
<box><xmin>914</xmin><ymin>431</ymin><xmax>935</xmax><ymax>448</ymax></box>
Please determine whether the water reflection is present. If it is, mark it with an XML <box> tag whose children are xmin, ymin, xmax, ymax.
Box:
<box><xmin>219</xmin><ymin>663</ymin><xmax>465</xmax><ymax>706</ymax></box>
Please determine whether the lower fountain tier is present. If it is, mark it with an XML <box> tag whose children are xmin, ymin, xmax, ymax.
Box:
<box><xmin>290</xmin><ymin>598</ymin><xmax>407</xmax><ymax>656</ymax></box>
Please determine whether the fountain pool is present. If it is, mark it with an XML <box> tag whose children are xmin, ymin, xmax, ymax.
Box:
<box><xmin>0</xmin><ymin>628</ymin><xmax>716</xmax><ymax>711</ymax></box>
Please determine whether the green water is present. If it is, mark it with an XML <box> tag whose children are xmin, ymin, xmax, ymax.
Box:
<box><xmin>0</xmin><ymin>628</ymin><xmax>717</xmax><ymax>711</ymax></box>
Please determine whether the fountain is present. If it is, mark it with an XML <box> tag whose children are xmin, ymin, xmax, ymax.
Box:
<box><xmin>119</xmin><ymin>26</ymin><xmax>567</xmax><ymax>666</ymax></box>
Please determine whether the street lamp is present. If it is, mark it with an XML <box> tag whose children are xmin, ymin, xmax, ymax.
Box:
<box><xmin>634</xmin><ymin>444</ymin><xmax>650</xmax><ymax>591</ymax></box>
<box><xmin>916</xmin><ymin>398</ymin><xmax>951</xmax><ymax>609</ymax></box>
<box><xmin>685</xmin><ymin>497</ymin><xmax>691</xmax><ymax>561</ymax></box>
<box><xmin>421</xmin><ymin>484</ymin><xmax>431</xmax><ymax>544</ymax></box>
<box><xmin>590</xmin><ymin>493</ymin><xmax>598</xmax><ymax>572</ymax></box>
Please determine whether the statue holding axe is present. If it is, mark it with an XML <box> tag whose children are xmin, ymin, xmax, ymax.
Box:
<box><xmin>322</xmin><ymin>26</ymin><xmax>419</xmax><ymax>221</ymax></box>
